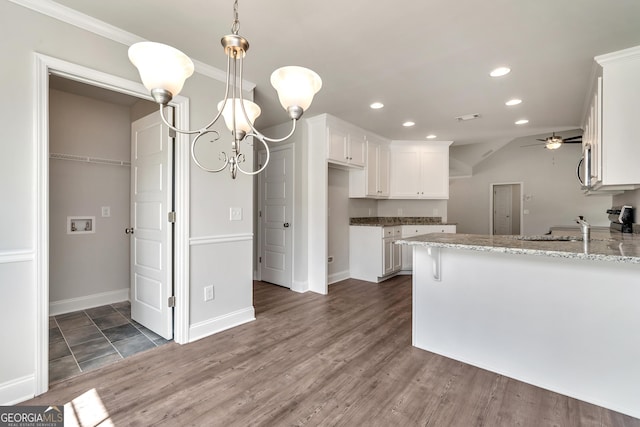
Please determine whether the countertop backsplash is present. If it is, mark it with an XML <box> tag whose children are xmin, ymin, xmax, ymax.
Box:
<box><xmin>349</xmin><ymin>217</ymin><xmax>453</xmax><ymax>226</ymax></box>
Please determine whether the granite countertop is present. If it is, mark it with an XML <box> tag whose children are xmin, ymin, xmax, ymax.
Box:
<box><xmin>350</xmin><ymin>217</ymin><xmax>456</xmax><ymax>226</ymax></box>
<box><xmin>395</xmin><ymin>231</ymin><xmax>640</xmax><ymax>264</ymax></box>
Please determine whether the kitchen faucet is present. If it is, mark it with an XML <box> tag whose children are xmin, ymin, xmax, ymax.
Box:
<box><xmin>576</xmin><ymin>216</ymin><xmax>590</xmax><ymax>242</ymax></box>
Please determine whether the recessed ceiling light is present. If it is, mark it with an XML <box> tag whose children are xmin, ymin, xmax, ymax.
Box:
<box><xmin>515</xmin><ymin>119</ymin><xmax>529</xmax><ymax>125</ymax></box>
<box><xmin>426</xmin><ymin>134</ymin><xmax>437</xmax><ymax>139</ymax></box>
<box><xmin>403</xmin><ymin>121</ymin><xmax>415</xmax><ymax>127</ymax></box>
<box><xmin>490</xmin><ymin>67</ymin><xmax>511</xmax><ymax>77</ymax></box>
<box><xmin>505</xmin><ymin>99</ymin><xmax>522</xmax><ymax>106</ymax></box>
<box><xmin>370</xmin><ymin>102</ymin><xmax>384</xmax><ymax>109</ymax></box>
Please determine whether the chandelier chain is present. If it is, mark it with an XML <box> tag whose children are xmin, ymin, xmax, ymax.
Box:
<box><xmin>231</xmin><ymin>0</ymin><xmax>240</xmax><ymax>34</ymax></box>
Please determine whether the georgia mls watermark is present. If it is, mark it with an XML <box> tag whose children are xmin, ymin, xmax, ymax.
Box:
<box><xmin>0</xmin><ymin>406</ymin><xmax>64</xmax><ymax>427</ymax></box>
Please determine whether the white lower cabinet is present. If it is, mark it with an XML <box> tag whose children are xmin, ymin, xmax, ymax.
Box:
<box><xmin>400</xmin><ymin>225</ymin><xmax>456</xmax><ymax>271</ymax></box>
<box><xmin>350</xmin><ymin>224</ymin><xmax>456</xmax><ymax>281</ymax></box>
<box><xmin>350</xmin><ymin>226</ymin><xmax>402</xmax><ymax>282</ymax></box>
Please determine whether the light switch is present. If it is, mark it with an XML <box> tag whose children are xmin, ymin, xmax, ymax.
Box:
<box><xmin>101</xmin><ymin>206</ymin><xmax>111</xmax><ymax>217</ymax></box>
<box><xmin>230</xmin><ymin>207</ymin><xmax>242</xmax><ymax>221</ymax></box>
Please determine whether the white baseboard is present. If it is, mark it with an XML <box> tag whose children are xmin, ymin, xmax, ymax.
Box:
<box><xmin>188</xmin><ymin>307</ymin><xmax>255</xmax><ymax>343</ymax></box>
<box><xmin>0</xmin><ymin>374</ymin><xmax>34</xmax><ymax>405</ymax></box>
<box><xmin>291</xmin><ymin>280</ymin><xmax>309</xmax><ymax>293</ymax></box>
<box><xmin>328</xmin><ymin>270</ymin><xmax>350</xmax><ymax>285</ymax></box>
<box><xmin>49</xmin><ymin>288</ymin><xmax>129</xmax><ymax>316</ymax></box>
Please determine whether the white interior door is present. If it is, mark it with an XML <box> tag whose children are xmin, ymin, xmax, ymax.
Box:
<box><xmin>493</xmin><ymin>185</ymin><xmax>513</xmax><ymax>235</ymax></box>
<box><xmin>259</xmin><ymin>146</ymin><xmax>293</xmax><ymax>288</ymax></box>
<box><xmin>130</xmin><ymin>111</ymin><xmax>173</xmax><ymax>339</ymax></box>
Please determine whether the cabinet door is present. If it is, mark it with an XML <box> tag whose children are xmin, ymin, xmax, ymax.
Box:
<box><xmin>390</xmin><ymin>150</ymin><xmax>421</xmax><ymax>198</ymax></box>
<box><xmin>383</xmin><ymin>238</ymin><xmax>394</xmax><ymax>275</ymax></box>
<box><xmin>348</xmin><ymin>134</ymin><xmax>366</xmax><ymax>167</ymax></box>
<box><xmin>365</xmin><ymin>142</ymin><xmax>379</xmax><ymax>197</ymax></box>
<box><xmin>420</xmin><ymin>150</ymin><xmax>448</xmax><ymax>198</ymax></box>
<box><xmin>327</xmin><ymin>126</ymin><xmax>348</xmax><ymax>164</ymax></box>
<box><xmin>392</xmin><ymin>241</ymin><xmax>402</xmax><ymax>272</ymax></box>
<box><xmin>378</xmin><ymin>145</ymin><xmax>390</xmax><ymax>197</ymax></box>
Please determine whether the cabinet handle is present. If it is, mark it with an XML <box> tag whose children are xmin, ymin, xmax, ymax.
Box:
<box><xmin>125</xmin><ymin>227</ymin><xmax>134</xmax><ymax>234</ymax></box>
<box><xmin>284</xmin><ymin>222</ymin><xmax>290</xmax><ymax>228</ymax></box>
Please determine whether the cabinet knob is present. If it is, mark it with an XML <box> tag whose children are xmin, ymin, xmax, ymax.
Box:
<box><xmin>125</xmin><ymin>227</ymin><xmax>134</xmax><ymax>234</ymax></box>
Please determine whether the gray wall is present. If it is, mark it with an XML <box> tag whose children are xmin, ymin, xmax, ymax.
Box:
<box><xmin>49</xmin><ymin>88</ymin><xmax>131</xmax><ymax>303</ymax></box>
<box><xmin>613</xmin><ymin>189</ymin><xmax>640</xmax><ymax>216</ymax></box>
<box><xmin>0</xmin><ymin>0</ymin><xmax>254</xmax><ymax>402</ymax></box>
<box><xmin>448</xmin><ymin>137</ymin><xmax>612</xmax><ymax>235</ymax></box>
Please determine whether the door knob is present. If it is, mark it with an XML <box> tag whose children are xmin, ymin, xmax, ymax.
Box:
<box><xmin>283</xmin><ymin>223</ymin><xmax>290</xmax><ymax>228</ymax></box>
<box><xmin>125</xmin><ymin>227</ymin><xmax>134</xmax><ymax>234</ymax></box>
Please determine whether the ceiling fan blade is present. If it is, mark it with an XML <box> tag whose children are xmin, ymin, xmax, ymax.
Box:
<box><xmin>521</xmin><ymin>143</ymin><xmax>545</xmax><ymax>148</ymax></box>
<box><xmin>536</xmin><ymin>138</ymin><xmax>546</xmax><ymax>142</ymax></box>
<box><xmin>564</xmin><ymin>139</ymin><xmax>582</xmax><ymax>144</ymax></box>
<box><xmin>563</xmin><ymin>135</ymin><xmax>582</xmax><ymax>141</ymax></box>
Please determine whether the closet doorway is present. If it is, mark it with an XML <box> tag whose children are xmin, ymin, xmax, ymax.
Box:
<box><xmin>48</xmin><ymin>76</ymin><xmax>173</xmax><ymax>383</ymax></box>
<box><xmin>35</xmin><ymin>54</ymin><xmax>191</xmax><ymax>395</ymax></box>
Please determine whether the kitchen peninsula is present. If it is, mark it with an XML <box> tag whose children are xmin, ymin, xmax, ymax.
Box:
<box><xmin>396</xmin><ymin>231</ymin><xmax>640</xmax><ymax>419</ymax></box>
<box><xmin>349</xmin><ymin>217</ymin><xmax>456</xmax><ymax>282</ymax></box>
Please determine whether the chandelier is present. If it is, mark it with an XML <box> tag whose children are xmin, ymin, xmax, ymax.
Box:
<box><xmin>127</xmin><ymin>0</ymin><xmax>322</xmax><ymax>178</ymax></box>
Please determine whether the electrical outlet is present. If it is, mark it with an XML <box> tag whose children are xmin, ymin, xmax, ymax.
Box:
<box><xmin>230</xmin><ymin>207</ymin><xmax>242</xmax><ymax>221</ymax></box>
<box><xmin>433</xmin><ymin>208</ymin><xmax>439</xmax><ymax>216</ymax></box>
<box><xmin>397</xmin><ymin>208</ymin><xmax>403</xmax><ymax>216</ymax></box>
<box><xmin>204</xmin><ymin>285</ymin><xmax>214</xmax><ymax>301</ymax></box>
<box><xmin>101</xmin><ymin>206</ymin><xmax>110</xmax><ymax>217</ymax></box>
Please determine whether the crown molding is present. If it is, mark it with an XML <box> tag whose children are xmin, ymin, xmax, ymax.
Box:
<box><xmin>595</xmin><ymin>45</ymin><xmax>640</xmax><ymax>66</ymax></box>
<box><xmin>8</xmin><ymin>0</ymin><xmax>256</xmax><ymax>90</ymax></box>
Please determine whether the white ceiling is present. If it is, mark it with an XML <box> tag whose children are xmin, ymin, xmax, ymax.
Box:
<box><xmin>50</xmin><ymin>0</ymin><xmax>640</xmax><ymax>146</ymax></box>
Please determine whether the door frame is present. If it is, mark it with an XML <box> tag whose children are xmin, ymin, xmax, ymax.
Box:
<box><xmin>256</xmin><ymin>143</ymin><xmax>295</xmax><ymax>286</ymax></box>
<box><xmin>489</xmin><ymin>182</ymin><xmax>524</xmax><ymax>235</ymax></box>
<box><xmin>34</xmin><ymin>53</ymin><xmax>191</xmax><ymax>395</ymax></box>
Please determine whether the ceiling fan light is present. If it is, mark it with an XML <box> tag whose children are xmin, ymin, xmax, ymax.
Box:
<box><xmin>546</xmin><ymin>140</ymin><xmax>562</xmax><ymax>150</ymax></box>
<box><xmin>128</xmin><ymin>42</ymin><xmax>194</xmax><ymax>101</ymax></box>
<box><xmin>217</xmin><ymin>98</ymin><xmax>261</xmax><ymax>133</ymax></box>
<box><xmin>270</xmin><ymin>66</ymin><xmax>322</xmax><ymax>113</ymax></box>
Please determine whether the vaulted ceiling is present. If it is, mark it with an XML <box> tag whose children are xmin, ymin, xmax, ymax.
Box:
<box><xmin>50</xmin><ymin>0</ymin><xmax>640</xmax><ymax>146</ymax></box>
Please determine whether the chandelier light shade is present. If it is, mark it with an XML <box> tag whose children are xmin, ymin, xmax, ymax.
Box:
<box><xmin>218</xmin><ymin>99</ymin><xmax>261</xmax><ymax>133</ymax></box>
<box><xmin>128</xmin><ymin>42</ymin><xmax>195</xmax><ymax>104</ymax></box>
<box><xmin>270</xmin><ymin>66</ymin><xmax>322</xmax><ymax>115</ymax></box>
<box><xmin>127</xmin><ymin>0</ymin><xmax>322</xmax><ymax>179</ymax></box>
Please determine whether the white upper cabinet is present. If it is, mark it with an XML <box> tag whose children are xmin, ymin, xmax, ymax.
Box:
<box><xmin>350</xmin><ymin>133</ymin><xmax>390</xmax><ymax>198</ymax></box>
<box><xmin>583</xmin><ymin>45</ymin><xmax>640</xmax><ymax>191</ymax></box>
<box><xmin>389</xmin><ymin>141</ymin><xmax>452</xmax><ymax>199</ymax></box>
<box><xmin>327</xmin><ymin>119</ymin><xmax>365</xmax><ymax>168</ymax></box>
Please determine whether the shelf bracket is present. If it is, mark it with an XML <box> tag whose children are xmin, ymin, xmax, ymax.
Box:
<box><xmin>427</xmin><ymin>247</ymin><xmax>442</xmax><ymax>281</ymax></box>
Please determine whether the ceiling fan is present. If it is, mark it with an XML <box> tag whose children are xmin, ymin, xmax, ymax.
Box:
<box><xmin>522</xmin><ymin>132</ymin><xmax>582</xmax><ymax>150</ymax></box>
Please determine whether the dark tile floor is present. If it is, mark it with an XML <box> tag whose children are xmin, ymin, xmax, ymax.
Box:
<box><xmin>49</xmin><ymin>301</ymin><xmax>171</xmax><ymax>384</ymax></box>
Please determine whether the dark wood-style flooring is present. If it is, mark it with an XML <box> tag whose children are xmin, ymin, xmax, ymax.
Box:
<box><xmin>26</xmin><ymin>276</ymin><xmax>639</xmax><ymax>426</ymax></box>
